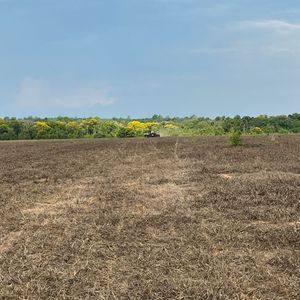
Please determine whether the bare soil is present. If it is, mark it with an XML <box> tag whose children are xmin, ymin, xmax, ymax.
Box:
<box><xmin>0</xmin><ymin>135</ymin><xmax>299</xmax><ymax>299</ymax></box>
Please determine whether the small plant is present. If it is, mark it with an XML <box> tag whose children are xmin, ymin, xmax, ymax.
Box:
<box><xmin>229</xmin><ymin>131</ymin><xmax>243</xmax><ymax>146</ymax></box>
<box><xmin>270</xmin><ymin>134</ymin><xmax>276</xmax><ymax>142</ymax></box>
<box><xmin>270</xmin><ymin>134</ymin><xmax>280</xmax><ymax>144</ymax></box>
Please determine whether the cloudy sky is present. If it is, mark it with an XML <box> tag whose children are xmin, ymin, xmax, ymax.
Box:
<box><xmin>1</xmin><ymin>0</ymin><xmax>300</xmax><ymax>118</ymax></box>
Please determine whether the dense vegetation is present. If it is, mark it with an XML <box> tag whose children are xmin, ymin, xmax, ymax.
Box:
<box><xmin>0</xmin><ymin>114</ymin><xmax>300</xmax><ymax>140</ymax></box>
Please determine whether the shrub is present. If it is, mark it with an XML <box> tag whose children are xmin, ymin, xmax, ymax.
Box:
<box><xmin>127</xmin><ymin>121</ymin><xmax>147</xmax><ymax>131</ymax></box>
<box><xmin>278</xmin><ymin>128</ymin><xmax>290</xmax><ymax>134</ymax></box>
<box><xmin>250</xmin><ymin>127</ymin><xmax>263</xmax><ymax>135</ymax></box>
<box><xmin>229</xmin><ymin>131</ymin><xmax>243</xmax><ymax>146</ymax></box>
<box><xmin>34</xmin><ymin>121</ymin><xmax>51</xmax><ymax>139</ymax></box>
<box><xmin>117</xmin><ymin>127</ymin><xmax>136</xmax><ymax>138</ymax></box>
<box><xmin>116</xmin><ymin>127</ymin><xmax>127</xmax><ymax>138</ymax></box>
<box><xmin>94</xmin><ymin>121</ymin><xmax>120</xmax><ymax>138</ymax></box>
<box><xmin>164</xmin><ymin>123</ymin><xmax>177</xmax><ymax>129</ymax></box>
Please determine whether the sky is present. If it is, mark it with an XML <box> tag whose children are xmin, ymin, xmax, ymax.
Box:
<box><xmin>1</xmin><ymin>0</ymin><xmax>300</xmax><ymax>118</ymax></box>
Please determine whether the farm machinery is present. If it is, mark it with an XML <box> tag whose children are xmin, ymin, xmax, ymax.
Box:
<box><xmin>144</xmin><ymin>130</ymin><xmax>160</xmax><ymax>138</ymax></box>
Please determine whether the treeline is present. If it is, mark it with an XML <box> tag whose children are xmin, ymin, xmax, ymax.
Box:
<box><xmin>0</xmin><ymin>114</ymin><xmax>300</xmax><ymax>140</ymax></box>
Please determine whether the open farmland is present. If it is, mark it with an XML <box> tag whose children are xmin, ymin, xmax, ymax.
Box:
<box><xmin>0</xmin><ymin>135</ymin><xmax>299</xmax><ymax>300</ymax></box>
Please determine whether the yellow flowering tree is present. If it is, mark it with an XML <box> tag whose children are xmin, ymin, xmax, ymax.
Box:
<box><xmin>34</xmin><ymin>121</ymin><xmax>51</xmax><ymax>139</ymax></box>
<box><xmin>65</xmin><ymin>121</ymin><xmax>81</xmax><ymax>138</ymax></box>
<box><xmin>251</xmin><ymin>127</ymin><xmax>263</xmax><ymax>135</ymax></box>
<box><xmin>144</xmin><ymin>122</ymin><xmax>159</xmax><ymax>130</ymax></box>
<box><xmin>127</xmin><ymin>121</ymin><xmax>159</xmax><ymax>136</ymax></box>
<box><xmin>34</xmin><ymin>121</ymin><xmax>51</xmax><ymax>131</ymax></box>
<box><xmin>127</xmin><ymin>121</ymin><xmax>147</xmax><ymax>131</ymax></box>
<box><xmin>81</xmin><ymin>118</ymin><xmax>100</xmax><ymax>135</ymax></box>
<box><xmin>164</xmin><ymin>123</ymin><xmax>177</xmax><ymax>129</ymax></box>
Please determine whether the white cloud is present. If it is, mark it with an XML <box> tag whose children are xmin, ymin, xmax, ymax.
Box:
<box><xmin>16</xmin><ymin>78</ymin><xmax>116</xmax><ymax>108</ymax></box>
<box><xmin>236</xmin><ymin>20</ymin><xmax>300</xmax><ymax>32</ymax></box>
<box><xmin>193</xmin><ymin>19</ymin><xmax>300</xmax><ymax>57</ymax></box>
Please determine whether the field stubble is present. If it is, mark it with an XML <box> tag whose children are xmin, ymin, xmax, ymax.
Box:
<box><xmin>0</xmin><ymin>135</ymin><xmax>299</xmax><ymax>299</ymax></box>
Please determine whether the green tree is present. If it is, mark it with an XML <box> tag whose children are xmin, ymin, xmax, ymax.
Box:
<box><xmin>94</xmin><ymin>121</ymin><xmax>121</xmax><ymax>138</ymax></box>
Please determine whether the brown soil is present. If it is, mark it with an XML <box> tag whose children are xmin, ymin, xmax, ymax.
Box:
<box><xmin>0</xmin><ymin>135</ymin><xmax>299</xmax><ymax>299</ymax></box>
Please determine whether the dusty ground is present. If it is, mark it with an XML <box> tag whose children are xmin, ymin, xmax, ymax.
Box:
<box><xmin>0</xmin><ymin>135</ymin><xmax>299</xmax><ymax>299</ymax></box>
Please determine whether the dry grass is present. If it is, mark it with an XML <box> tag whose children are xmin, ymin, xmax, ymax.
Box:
<box><xmin>0</xmin><ymin>135</ymin><xmax>299</xmax><ymax>299</ymax></box>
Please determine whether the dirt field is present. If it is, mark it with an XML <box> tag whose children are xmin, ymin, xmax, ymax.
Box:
<box><xmin>0</xmin><ymin>135</ymin><xmax>299</xmax><ymax>299</ymax></box>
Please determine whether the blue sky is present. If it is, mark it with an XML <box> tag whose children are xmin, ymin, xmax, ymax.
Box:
<box><xmin>1</xmin><ymin>0</ymin><xmax>300</xmax><ymax>118</ymax></box>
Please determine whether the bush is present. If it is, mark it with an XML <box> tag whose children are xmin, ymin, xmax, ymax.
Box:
<box><xmin>278</xmin><ymin>128</ymin><xmax>290</xmax><ymax>134</ymax></box>
<box><xmin>94</xmin><ymin>121</ymin><xmax>120</xmax><ymax>138</ymax></box>
<box><xmin>117</xmin><ymin>127</ymin><xmax>136</xmax><ymax>138</ymax></box>
<box><xmin>229</xmin><ymin>131</ymin><xmax>243</xmax><ymax>146</ymax></box>
<box><xmin>250</xmin><ymin>127</ymin><xmax>263</xmax><ymax>135</ymax></box>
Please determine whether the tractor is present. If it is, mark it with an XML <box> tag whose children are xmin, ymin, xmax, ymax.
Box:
<box><xmin>144</xmin><ymin>130</ymin><xmax>160</xmax><ymax>138</ymax></box>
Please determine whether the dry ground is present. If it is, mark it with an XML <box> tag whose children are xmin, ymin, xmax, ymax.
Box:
<box><xmin>0</xmin><ymin>135</ymin><xmax>299</xmax><ymax>300</ymax></box>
